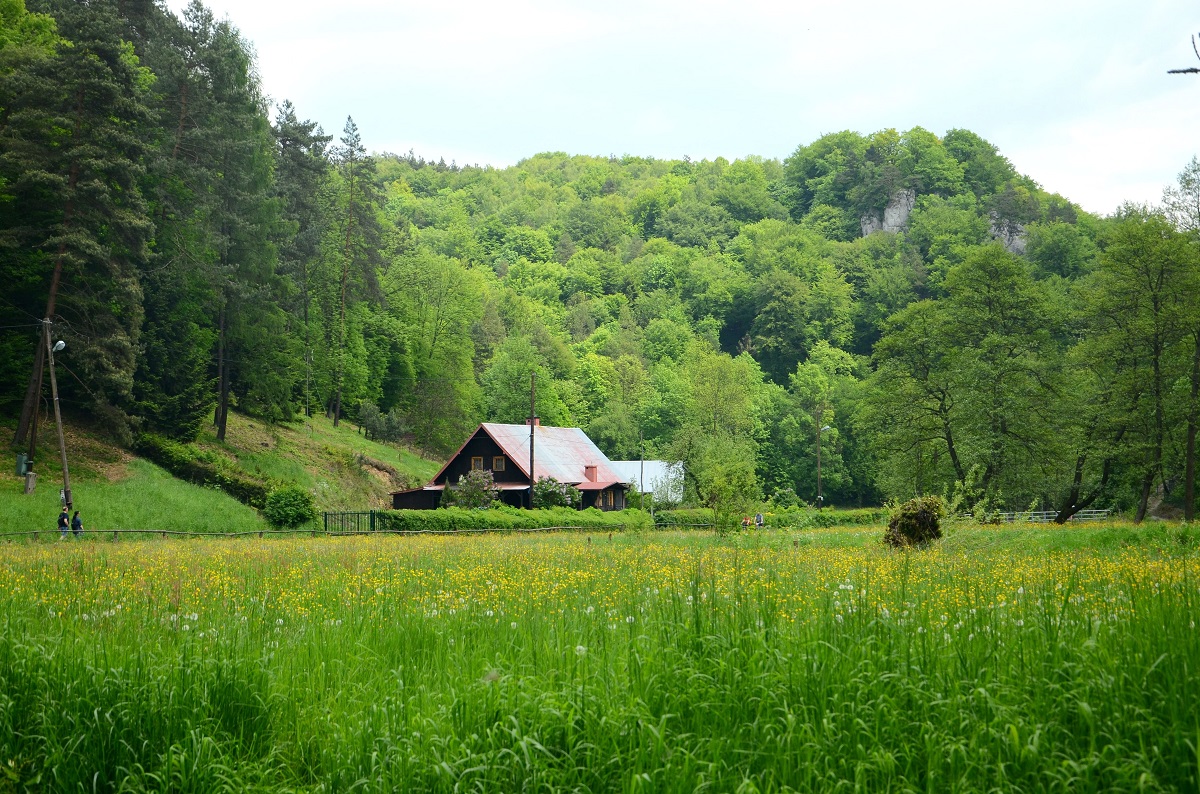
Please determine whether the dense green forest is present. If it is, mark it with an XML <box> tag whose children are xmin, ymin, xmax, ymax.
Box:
<box><xmin>3</xmin><ymin>0</ymin><xmax>1200</xmax><ymax>521</ymax></box>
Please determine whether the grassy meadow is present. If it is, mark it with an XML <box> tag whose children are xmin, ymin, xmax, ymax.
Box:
<box><xmin>0</xmin><ymin>458</ymin><xmax>267</xmax><ymax>535</ymax></box>
<box><xmin>0</xmin><ymin>524</ymin><xmax>1197</xmax><ymax>792</ymax></box>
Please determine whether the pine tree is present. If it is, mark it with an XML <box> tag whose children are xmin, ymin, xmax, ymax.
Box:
<box><xmin>3</xmin><ymin>0</ymin><xmax>154</xmax><ymax>444</ymax></box>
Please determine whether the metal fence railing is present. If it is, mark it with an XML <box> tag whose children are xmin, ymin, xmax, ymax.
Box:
<box><xmin>323</xmin><ymin>511</ymin><xmax>378</xmax><ymax>533</ymax></box>
<box><xmin>967</xmin><ymin>509</ymin><xmax>1112</xmax><ymax>523</ymax></box>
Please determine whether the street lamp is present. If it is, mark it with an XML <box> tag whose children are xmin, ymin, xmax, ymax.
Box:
<box><xmin>45</xmin><ymin>326</ymin><xmax>72</xmax><ymax>510</ymax></box>
<box><xmin>817</xmin><ymin>424</ymin><xmax>831</xmax><ymax>510</ymax></box>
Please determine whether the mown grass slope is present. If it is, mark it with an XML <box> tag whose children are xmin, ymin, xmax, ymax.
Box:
<box><xmin>192</xmin><ymin>411</ymin><xmax>439</xmax><ymax>511</ymax></box>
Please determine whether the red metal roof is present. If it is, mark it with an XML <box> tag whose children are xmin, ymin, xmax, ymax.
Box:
<box><xmin>482</xmin><ymin>422</ymin><xmax>623</xmax><ymax>485</ymax></box>
<box><xmin>574</xmin><ymin>480</ymin><xmax>623</xmax><ymax>490</ymax></box>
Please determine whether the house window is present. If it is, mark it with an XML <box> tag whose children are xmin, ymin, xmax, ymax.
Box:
<box><xmin>493</xmin><ymin>456</ymin><xmax>506</xmax><ymax>471</ymax></box>
<box><xmin>471</xmin><ymin>456</ymin><xmax>483</xmax><ymax>471</ymax></box>
<box><xmin>605</xmin><ymin>490</ymin><xmax>613</xmax><ymax>508</ymax></box>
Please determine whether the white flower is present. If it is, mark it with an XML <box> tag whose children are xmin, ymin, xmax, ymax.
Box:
<box><xmin>47</xmin><ymin>609</ymin><xmax>56</xmax><ymax>618</ymax></box>
<box><xmin>586</xmin><ymin>606</ymin><xmax>595</xmax><ymax>614</ymax></box>
<box><xmin>1016</xmin><ymin>619</ymin><xmax>1024</xmax><ymax>627</ymax></box>
<box><xmin>510</xmin><ymin>622</ymin><xmax>518</xmax><ymax>630</ymax></box>
<box><xmin>189</xmin><ymin>612</ymin><xmax>198</xmax><ymax>621</ymax></box>
<box><xmin>335</xmin><ymin>619</ymin><xmax>342</xmax><ymax>626</ymax></box>
<box><xmin>276</xmin><ymin>618</ymin><xmax>284</xmax><ymax>626</ymax></box>
<box><xmin>917</xmin><ymin>626</ymin><xmax>925</xmax><ymax>634</ymax></box>
<box><xmin>1017</xmin><ymin>587</ymin><xmax>1025</xmax><ymax>595</ymax></box>
<box><xmin>968</xmin><ymin>633</ymin><xmax>975</xmax><ymax>640</ymax></box>
<box><xmin>82</xmin><ymin>613</ymin><xmax>89</xmax><ymax>621</ymax></box>
<box><xmin>835</xmin><ymin>614</ymin><xmax>844</xmax><ymax>623</ymax></box>
<box><xmin>169</xmin><ymin>614</ymin><xmax>178</xmax><ymax>622</ymax></box>
<box><xmin>448</xmin><ymin>638</ymin><xmax>455</xmax><ymax>646</ymax></box>
<box><xmin>182</xmin><ymin>624</ymin><xmax>190</xmax><ymax>632</ymax></box>
<box><xmin>575</xmin><ymin>645</ymin><xmax>587</xmax><ymax>657</ymax></box>
<box><xmin>626</xmin><ymin>616</ymin><xmax>634</xmax><ymax>624</ymax></box>
<box><xmin>485</xmin><ymin>610</ymin><xmax>494</xmax><ymax>617</ymax></box>
<box><xmin>880</xmin><ymin>607</ymin><xmax>890</xmax><ymax>620</ymax></box>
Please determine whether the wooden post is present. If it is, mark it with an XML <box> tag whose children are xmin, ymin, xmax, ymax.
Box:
<box><xmin>44</xmin><ymin>322</ymin><xmax>72</xmax><ymax>510</ymax></box>
<box><xmin>528</xmin><ymin>371</ymin><xmax>536</xmax><ymax>509</ymax></box>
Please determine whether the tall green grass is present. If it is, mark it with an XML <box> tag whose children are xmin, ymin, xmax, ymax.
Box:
<box><xmin>0</xmin><ymin>529</ymin><xmax>1196</xmax><ymax>791</ymax></box>
<box><xmin>0</xmin><ymin>458</ymin><xmax>266</xmax><ymax>533</ymax></box>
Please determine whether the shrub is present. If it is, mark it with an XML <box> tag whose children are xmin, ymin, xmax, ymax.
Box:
<box><xmin>135</xmin><ymin>434</ymin><xmax>271</xmax><ymax>509</ymax></box>
<box><xmin>532</xmin><ymin>476</ymin><xmax>580</xmax><ymax>509</ymax></box>
<box><xmin>441</xmin><ymin>469</ymin><xmax>500</xmax><ymax>509</ymax></box>
<box><xmin>375</xmin><ymin>506</ymin><xmax>645</xmax><ymax>533</ymax></box>
<box><xmin>769</xmin><ymin>487</ymin><xmax>801</xmax><ymax>509</ymax></box>
<box><xmin>263</xmin><ymin>486</ymin><xmax>318</xmax><ymax>528</ymax></box>
<box><xmin>884</xmin><ymin>496</ymin><xmax>945</xmax><ymax>548</ymax></box>
<box><xmin>359</xmin><ymin>400</ymin><xmax>408</xmax><ymax>442</ymax></box>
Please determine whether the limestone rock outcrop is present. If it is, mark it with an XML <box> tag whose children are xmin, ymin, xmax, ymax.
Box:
<box><xmin>989</xmin><ymin>216</ymin><xmax>1027</xmax><ymax>255</ymax></box>
<box><xmin>859</xmin><ymin>188</ymin><xmax>916</xmax><ymax>237</ymax></box>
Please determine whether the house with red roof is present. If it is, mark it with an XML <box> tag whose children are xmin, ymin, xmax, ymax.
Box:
<box><xmin>391</xmin><ymin>419</ymin><xmax>629</xmax><ymax>511</ymax></box>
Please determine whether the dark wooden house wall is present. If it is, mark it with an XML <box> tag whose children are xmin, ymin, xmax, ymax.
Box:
<box><xmin>392</xmin><ymin>489</ymin><xmax>443</xmax><ymax>510</ymax></box>
<box><xmin>434</xmin><ymin>430</ymin><xmax>528</xmax><ymax>487</ymax></box>
<box><xmin>581</xmin><ymin>487</ymin><xmax>626</xmax><ymax>511</ymax></box>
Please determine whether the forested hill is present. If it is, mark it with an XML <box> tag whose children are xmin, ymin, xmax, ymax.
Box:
<box><xmin>3</xmin><ymin>0</ymin><xmax>1199</xmax><ymax>521</ymax></box>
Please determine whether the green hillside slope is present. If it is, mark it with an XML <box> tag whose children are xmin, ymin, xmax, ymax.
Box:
<box><xmin>0</xmin><ymin>413</ymin><xmax>440</xmax><ymax>532</ymax></box>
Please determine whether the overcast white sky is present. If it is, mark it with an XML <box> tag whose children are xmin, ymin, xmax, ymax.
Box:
<box><xmin>166</xmin><ymin>0</ymin><xmax>1200</xmax><ymax>215</ymax></box>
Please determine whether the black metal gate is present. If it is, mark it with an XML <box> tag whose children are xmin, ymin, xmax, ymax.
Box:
<box><xmin>323</xmin><ymin>511</ymin><xmax>378</xmax><ymax>533</ymax></box>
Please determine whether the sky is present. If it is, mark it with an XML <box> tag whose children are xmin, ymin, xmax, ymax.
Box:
<box><xmin>164</xmin><ymin>0</ymin><xmax>1200</xmax><ymax>215</ymax></box>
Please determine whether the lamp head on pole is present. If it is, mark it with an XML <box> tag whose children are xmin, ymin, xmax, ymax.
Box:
<box><xmin>53</xmin><ymin>341</ymin><xmax>65</xmax><ymax>352</ymax></box>
<box><xmin>820</xmin><ymin>425</ymin><xmax>831</xmax><ymax>432</ymax></box>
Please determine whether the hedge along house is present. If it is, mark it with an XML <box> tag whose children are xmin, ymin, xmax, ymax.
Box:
<box><xmin>391</xmin><ymin>420</ymin><xmax>629</xmax><ymax>511</ymax></box>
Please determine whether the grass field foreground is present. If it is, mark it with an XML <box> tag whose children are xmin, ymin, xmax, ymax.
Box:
<box><xmin>0</xmin><ymin>526</ymin><xmax>1197</xmax><ymax>791</ymax></box>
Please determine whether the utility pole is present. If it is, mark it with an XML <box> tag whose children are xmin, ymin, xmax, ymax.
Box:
<box><xmin>45</xmin><ymin>320</ymin><xmax>72</xmax><ymax>510</ymax></box>
<box><xmin>528</xmin><ymin>371</ymin><xmax>536</xmax><ymax>509</ymax></box>
<box><xmin>817</xmin><ymin>423</ymin><xmax>831</xmax><ymax>510</ymax></box>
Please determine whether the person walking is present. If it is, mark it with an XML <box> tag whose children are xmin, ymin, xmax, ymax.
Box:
<box><xmin>57</xmin><ymin>506</ymin><xmax>69</xmax><ymax>539</ymax></box>
<box><xmin>754</xmin><ymin>512</ymin><xmax>764</xmax><ymax>529</ymax></box>
<box><xmin>71</xmin><ymin>510</ymin><xmax>83</xmax><ymax>538</ymax></box>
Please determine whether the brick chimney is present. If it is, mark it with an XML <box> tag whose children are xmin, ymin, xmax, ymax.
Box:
<box><xmin>584</xmin><ymin>465</ymin><xmax>597</xmax><ymax>482</ymax></box>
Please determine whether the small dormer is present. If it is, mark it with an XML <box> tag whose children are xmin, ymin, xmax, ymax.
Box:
<box><xmin>584</xmin><ymin>465</ymin><xmax>597</xmax><ymax>482</ymax></box>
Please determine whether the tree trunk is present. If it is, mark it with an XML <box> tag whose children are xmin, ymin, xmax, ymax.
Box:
<box><xmin>1135</xmin><ymin>469</ymin><xmax>1154</xmax><ymax>523</ymax></box>
<box><xmin>940</xmin><ymin>396</ymin><xmax>965</xmax><ymax>484</ymax></box>
<box><xmin>332</xmin><ymin>154</ymin><xmax>355</xmax><ymax>428</ymax></box>
<box><xmin>214</xmin><ymin>302</ymin><xmax>228</xmax><ymax>441</ymax></box>
<box><xmin>1054</xmin><ymin>456</ymin><xmax>1112</xmax><ymax>523</ymax></box>
<box><xmin>171</xmin><ymin>79</ymin><xmax>189</xmax><ymax>160</ymax></box>
<box><xmin>1186</xmin><ymin>329</ymin><xmax>1200</xmax><ymax>522</ymax></box>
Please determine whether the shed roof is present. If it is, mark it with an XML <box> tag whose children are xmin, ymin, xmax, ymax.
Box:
<box><xmin>609</xmin><ymin>460</ymin><xmax>685</xmax><ymax>502</ymax></box>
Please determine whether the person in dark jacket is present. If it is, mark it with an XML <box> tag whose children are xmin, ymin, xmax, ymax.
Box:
<box><xmin>58</xmin><ymin>507</ymin><xmax>69</xmax><ymax>539</ymax></box>
<box><xmin>71</xmin><ymin>510</ymin><xmax>83</xmax><ymax>537</ymax></box>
